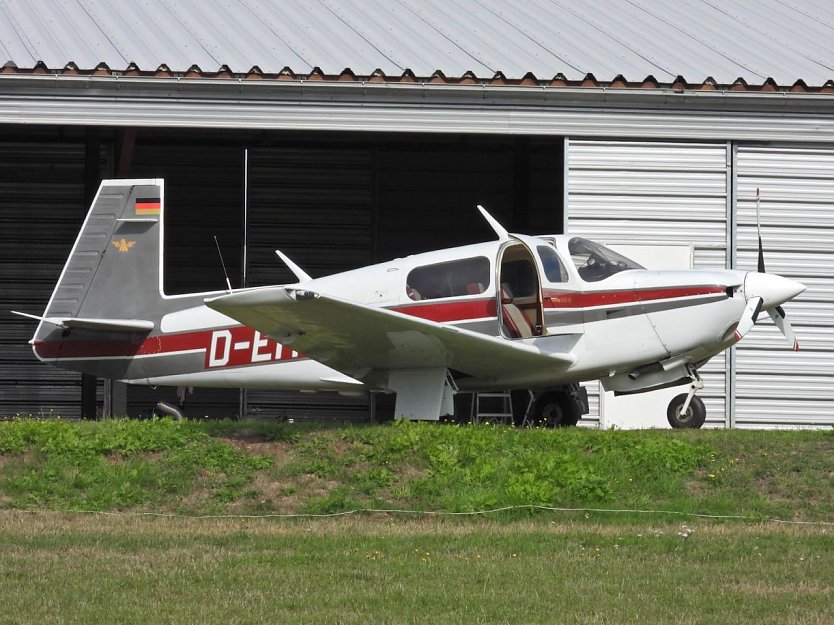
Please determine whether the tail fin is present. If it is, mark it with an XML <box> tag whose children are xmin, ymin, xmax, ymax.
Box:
<box><xmin>41</xmin><ymin>179</ymin><xmax>164</xmax><ymax>323</ymax></box>
<box><xmin>31</xmin><ymin>180</ymin><xmax>175</xmax><ymax>373</ymax></box>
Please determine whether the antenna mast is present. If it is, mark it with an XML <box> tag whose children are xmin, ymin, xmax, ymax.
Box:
<box><xmin>214</xmin><ymin>235</ymin><xmax>233</xmax><ymax>293</ymax></box>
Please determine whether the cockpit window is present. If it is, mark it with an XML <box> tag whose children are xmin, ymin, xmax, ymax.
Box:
<box><xmin>406</xmin><ymin>256</ymin><xmax>491</xmax><ymax>301</ymax></box>
<box><xmin>537</xmin><ymin>245</ymin><xmax>569</xmax><ymax>283</ymax></box>
<box><xmin>568</xmin><ymin>237</ymin><xmax>644</xmax><ymax>283</ymax></box>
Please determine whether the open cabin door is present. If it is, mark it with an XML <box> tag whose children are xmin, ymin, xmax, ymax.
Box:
<box><xmin>497</xmin><ymin>234</ymin><xmax>548</xmax><ymax>339</ymax></box>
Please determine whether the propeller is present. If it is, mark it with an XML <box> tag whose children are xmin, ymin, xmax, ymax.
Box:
<box><xmin>733</xmin><ymin>296</ymin><xmax>762</xmax><ymax>342</ymax></box>
<box><xmin>739</xmin><ymin>188</ymin><xmax>802</xmax><ymax>350</ymax></box>
<box><xmin>756</xmin><ymin>188</ymin><xmax>766</xmax><ymax>274</ymax></box>
<box><xmin>768</xmin><ymin>305</ymin><xmax>800</xmax><ymax>352</ymax></box>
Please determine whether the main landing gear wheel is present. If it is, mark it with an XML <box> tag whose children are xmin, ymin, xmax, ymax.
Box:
<box><xmin>534</xmin><ymin>392</ymin><xmax>581</xmax><ymax>427</ymax></box>
<box><xmin>666</xmin><ymin>394</ymin><xmax>706</xmax><ymax>429</ymax></box>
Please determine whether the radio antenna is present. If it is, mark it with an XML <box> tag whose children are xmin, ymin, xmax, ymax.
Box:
<box><xmin>213</xmin><ymin>235</ymin><xmax>233</xmax><ymax>293</ymax></box>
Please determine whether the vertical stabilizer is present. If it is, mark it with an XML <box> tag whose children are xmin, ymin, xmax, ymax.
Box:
<box><xmin>31</xmin><ymin>180</ymin><xmax>179</xmax><ymax>375</ymax></box>
<box><xmin>42</xmin><ymin>180</ymin><xmax>164</xmax><ymax>322</ymax></box>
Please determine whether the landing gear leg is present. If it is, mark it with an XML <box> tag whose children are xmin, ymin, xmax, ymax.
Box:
<box><xmin>666</xmin><ymin>366</ymin><xmax>707</xmax><ymax>429</ymax></box>
<box><xmin>679</xmin><ymin>366</ymin><xmax>703</xmax><ymax>416</ymax></box>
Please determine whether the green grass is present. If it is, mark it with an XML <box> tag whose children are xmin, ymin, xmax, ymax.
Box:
<box><xmin>1</xmin><ymin>417</ymin><xmax>832</xmax><ymax>522</ymax></box>
<box><xmin>1</xmin><ymin>418</ymin><xmax>832</xmax><ymax>624</ymax></box>
<box><xmin>285</xmin><ymin>421</ymin><xmax>717</xmax><ymax>517</ymax></box>
<box><xmin>0</xmin><ymin>417</ymin><xmax>271</xmax><ymax>512</ymax></box>
<box><xmin>0</xmin><ymin>513</ymin><xmax>831</xmax><ymax>625</ymax></box>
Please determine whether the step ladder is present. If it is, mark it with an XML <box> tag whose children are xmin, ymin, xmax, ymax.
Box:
<box><xmin>470</xmin><ymin>391</ymin><xmax>514</xmax><ymax>424</ymax></box>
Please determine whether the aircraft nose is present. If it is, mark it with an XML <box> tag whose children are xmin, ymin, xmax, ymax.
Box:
<box><xmin>743</xmin><ymin>272</ymin><xmax>806</xmax><ymax>310</ymax></box>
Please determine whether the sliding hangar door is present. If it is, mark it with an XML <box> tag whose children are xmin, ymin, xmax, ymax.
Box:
<box><xmin>567</xmin><ymin>140</ymin><xmax>833</xmax><ymax>428</ymax></box>
<box><xmin>0</xmin><ymin>137</ymin><xmax>102</xmax><ymax>417</ymax></box>
<box><xmin>733</xmin><ymin>146</ymin><xmax>833</xmax><ymax>427</ymax></box>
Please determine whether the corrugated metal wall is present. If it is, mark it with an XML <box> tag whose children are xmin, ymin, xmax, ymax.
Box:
<box><xmin>567</xmin><ymin>139</ymin><xmax>834</xmax><ymax>429</ymax></box>
<box><xmin>0</xmin><ymin>138</ymin><xmax>100</xmax><ymax>417</ymax></box>
<box><xmin>734</xmin><ymin>145</ymin><xmax>834</xmax><ymax>427</ymax></box>
<box><xmin>567</xmin><ymin>140</ymin><xmax>730</xmax><ymax>426</ymax></box>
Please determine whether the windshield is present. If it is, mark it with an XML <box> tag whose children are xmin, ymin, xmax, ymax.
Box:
<box><xmin>568</xmin><ymin>237</ymin><xmax>644</xmax><ymax>282</ymax></box>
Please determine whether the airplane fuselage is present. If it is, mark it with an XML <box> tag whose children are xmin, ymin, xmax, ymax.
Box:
<box><xmin>35</xmin><ymin>235</ymin><xmax>747</xmax><ymax>393</ymax></box>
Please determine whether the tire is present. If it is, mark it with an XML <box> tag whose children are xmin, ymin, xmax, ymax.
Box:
<box><xmin>533</xmin><ymin>392</ymin><xmax>581</xmax><ymax>427</ymax></box>
<box><xmin>666</xmin><ymin>394</ymin><xmax>706</xmax><ymax>429</ymax></box>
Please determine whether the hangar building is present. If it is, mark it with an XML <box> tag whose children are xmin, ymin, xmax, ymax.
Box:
<box><xmin>1</xmin><ymin>0</ymin><xmax>832</xmax><ymax>428</ymax></box>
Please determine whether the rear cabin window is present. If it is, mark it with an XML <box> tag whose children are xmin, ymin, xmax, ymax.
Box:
<box><xmin>406</xmin><ymin>256</ymin><xmax>491</xmax><ymax>301</ymax></box>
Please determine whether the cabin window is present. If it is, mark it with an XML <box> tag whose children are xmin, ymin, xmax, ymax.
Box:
<box><xmin>406</xmin><ymin>256</ymin><xmax>491</xmax><ymax>301</ymax></box>
<box><xmin>537</xmin><ymin>245</ymin><xmax>569</xmax><ymax>283</ymax></box>
<box><xmin>568</xmin><ymin>237</ymin><xmax>644</xmax><ymax>282</ymax></box>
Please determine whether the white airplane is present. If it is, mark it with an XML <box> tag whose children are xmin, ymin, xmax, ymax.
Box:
<box><xmin>17</xmin><ymin>179</ymin><xmax>805</xmax><ymax>428</ymax></box>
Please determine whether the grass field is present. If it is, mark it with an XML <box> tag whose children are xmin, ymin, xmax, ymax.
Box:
<box><xmin>1</xmin><ymin>513</ymin><xmax>831</xmax><ymax>625</ymax></box>
<box><xmin>0</xmin><ymin>418</ymin><xmax>832</xmax><ymax>623</ymax></box>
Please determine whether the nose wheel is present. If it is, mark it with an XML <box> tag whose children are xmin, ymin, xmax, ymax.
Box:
<box><xmin>667</xmin><ymin>394</ymin><xmax>706</xmax><ymax>429</ymax></box>
<box><xmin>666</xmin><ymin>365</ymin><xmax>706</xmax><ymax>429</ymax></box>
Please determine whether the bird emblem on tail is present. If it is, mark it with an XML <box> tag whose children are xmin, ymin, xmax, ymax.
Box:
<box><xmin>112</xmin><ymin>239</ymin><xmax>135</xmax><ymax>253</ymax></box>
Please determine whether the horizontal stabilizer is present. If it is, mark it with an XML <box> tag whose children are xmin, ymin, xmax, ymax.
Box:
<box><xmin>13</xmin><ymin>311</ymin><xmax>153</xmax><ymax>333</ymax></box>
<box><xmin>61</xmin><ymin>318</ymin><xmax>155</xmax><ymax>333</ymax></box>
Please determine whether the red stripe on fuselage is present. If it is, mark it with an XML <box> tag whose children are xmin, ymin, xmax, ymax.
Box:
<box><xmin>543</xmin><ymin>285</ymin><xmax>726</xmax><ymax>308</ymax></box>
<box><xmin>34</xmin><ymin>330</ymin><xmax>209</xmax><ymax>360</ymax></box>
<box><xmin>34</xmin><ymin>325</ymin><xmax>304</xmax><ymax>367</ymax></box>
<box><xmin>391</xmin><ymin>298</ymin><xmax>496</xmax><ymax>321</ymax></box>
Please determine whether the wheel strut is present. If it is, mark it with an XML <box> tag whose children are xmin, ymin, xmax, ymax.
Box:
<box><xmin>678</xmin><ymin>365</ymin><xmax>704</xmax><ymax>416</ymax></box>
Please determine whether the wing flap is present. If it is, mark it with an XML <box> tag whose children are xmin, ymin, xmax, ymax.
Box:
<box><xmin>205</xmin><ymin>288</ymin><xmax>574</xmax><ymax>382</ymax></box>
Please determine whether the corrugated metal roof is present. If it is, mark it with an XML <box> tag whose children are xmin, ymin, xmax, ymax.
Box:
<box><xmin>0</xmin><ymin>0</ymin><xmax>832</xmax><ymax>89</ymax></box>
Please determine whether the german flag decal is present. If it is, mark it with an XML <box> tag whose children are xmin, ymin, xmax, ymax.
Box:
<box><xmin>135</xmin><ymin>197</ymin><xmax>161</xmax><ymax>215</ymax></box>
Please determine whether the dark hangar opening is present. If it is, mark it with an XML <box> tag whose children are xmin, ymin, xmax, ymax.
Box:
<box><xmin>1</xmin><ymin>125</ymin><xmax>565</xmax><ymax>420</ymax></box>
<box><xmin>122</xmin><ymin>129</ymin><xmax>566</xmax><ymax>292</ymax></box>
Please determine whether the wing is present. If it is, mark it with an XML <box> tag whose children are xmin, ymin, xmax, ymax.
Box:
<box><xmin>205</xmin><ymin>288</ymin><xmax>574</xmax><ymax>384</ymax></box>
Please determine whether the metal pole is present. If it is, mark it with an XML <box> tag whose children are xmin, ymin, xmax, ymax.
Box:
<box><xmin>239</xmin><ymin>147</ymin><xmax>249</xmax><ymax>420</ymax></box>
<box><xmin>725</xmin><ymin>141</ymin><xmax>737</xmax><ymax>429</ymax></box>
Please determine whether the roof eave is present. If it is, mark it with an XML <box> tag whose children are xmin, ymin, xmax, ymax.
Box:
<box><xmin>1</xmin><ymin>72</ymin><xmax>830</xmax><ymax>109</ymax></box>
<box><xmin>1</xmin><ymin>73</ymin><xmax>832</xmax><ymax>143</ymax></box>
